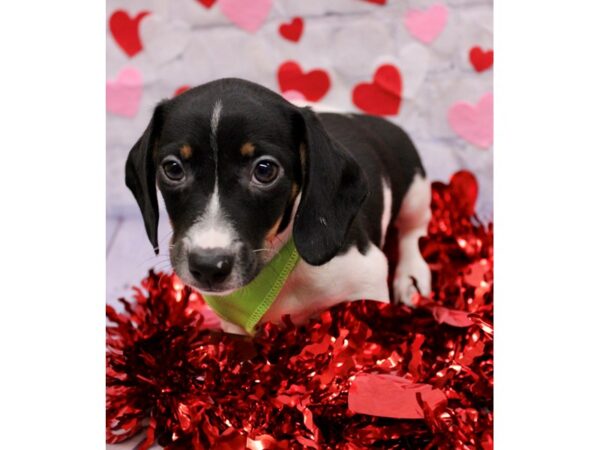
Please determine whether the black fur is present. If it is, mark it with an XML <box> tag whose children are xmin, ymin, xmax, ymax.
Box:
<box><xmin>292</xmin><ymin>108</ymin><xmax>368</xmax><ymax>265</ymax></box>
<box><xmin>125</xmin><ymin>111</ymin><xmax>163</xmax><ymax>254</ymax></box>
<box><xmin>316</xmin><ymin>113</ymin><xmax>425</xmax><ymax>254</ymax></box>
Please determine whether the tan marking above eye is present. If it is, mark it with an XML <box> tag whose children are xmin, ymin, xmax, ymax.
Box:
<box><xmin>241</xmin><ymin>142</ymin><xmax>255</xmax><ymax>157</ymax></box>
<box><xmin>180</xmin><ymin>144</ymin><xmax>192</xmax><ymax>159</ymax></box>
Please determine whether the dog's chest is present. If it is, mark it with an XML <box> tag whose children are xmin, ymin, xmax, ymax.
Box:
<box><xmin>260</xmin><ymin>244</ymin><xmax>390</xmax><ymax>325</ymax></box>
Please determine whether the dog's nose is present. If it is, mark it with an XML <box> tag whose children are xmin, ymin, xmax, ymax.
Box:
<box><xmin>188</xmin><ymin>248</ymin><xmax>234</xmax><ymax>285</ymax></box>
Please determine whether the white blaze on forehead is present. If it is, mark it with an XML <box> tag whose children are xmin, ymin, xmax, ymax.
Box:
<box><xmin>186</xmin><ymin>192</ymin><xmax>236</xmax><ymax>249</ymax></box>
<box><xmin>209</xmin><ymin>99</ymin><xmax>222</xmax><ymax>188</ymax></box>
<box><xmin>185</xmin><ymin>99</ymin><xmax>237</xmax><ymax>250</ymax></box>
<box><xmin>210</xmin><ymin>99</ymin><xmax>222</xmax><ymax>162</ymax></box>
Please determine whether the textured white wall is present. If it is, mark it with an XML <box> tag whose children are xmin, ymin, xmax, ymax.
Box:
<box><xmin>107</xmin><ymin>0</ymin><xmax>493</xmax><ymax>221</ymax></box>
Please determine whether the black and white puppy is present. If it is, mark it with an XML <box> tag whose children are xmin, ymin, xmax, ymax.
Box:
<box><xmin>126</xmin><ymin>78</ymin><xmax>431</xmax><ymax>334</ymax></box>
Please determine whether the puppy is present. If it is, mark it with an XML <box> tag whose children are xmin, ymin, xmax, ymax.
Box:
<box><xmin>126</xmin><ymin>78</ymin><xmax>431</xmax><ymax>334</ymax></box>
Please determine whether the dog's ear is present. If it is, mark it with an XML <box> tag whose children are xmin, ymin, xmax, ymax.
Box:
<box><xmin>293</xmin><ymin>108</ymin><xmax>368</xmax><ymax>265</ymax></box>
<box><xmin>125</xmin><ymin>104</ymin><xmax>165</xmax><ymax>254</ymax></box>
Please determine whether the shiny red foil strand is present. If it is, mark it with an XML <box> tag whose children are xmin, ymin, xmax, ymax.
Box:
<box><xmin>106</xmin><ymin>170</ymin><xmax>493</xmax><ymax>449</ymax></box>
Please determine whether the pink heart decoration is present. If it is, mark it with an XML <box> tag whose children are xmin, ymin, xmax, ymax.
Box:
<box><xmin>106</xmin><ymin>67</ymin><xmax>143</xmax><ymax>118</ymax></box>
<box><xmin>219</xmin><ymin>0</ymin><xmax>272</xmax><ymax>33</ymax></box>
<box><xmin>447</xmin><ymin>92</ymin><xmax>493</xmax><ymax>149</ymax></box>
<box><xmin>403</xmin><ymin>3</ymin><xmax>448</xmax><ymax>44</ymax></box>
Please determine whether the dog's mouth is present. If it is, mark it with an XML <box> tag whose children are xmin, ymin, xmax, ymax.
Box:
<box><xmin>192</xmin><ymin>284</ymin><xmax>239</xmax><ymax>296</ymax></box>
<box><xmin>187</xmin><ymin>268</ymin><xmax>260</xmax><ymax>296</ymax></box>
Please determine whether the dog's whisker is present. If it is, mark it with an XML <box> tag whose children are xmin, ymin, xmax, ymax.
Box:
<box><xmin>152</xmin><ymin>262</ymin><xmax>174</xmax><ymax>272</ymax></box>
<box><xmin>152</xmin><ymin>257</ymin><xmax>172</xmax><ymax>264</ymax></box>
<box><xmin>137</xmin><ymin>255</ymin><xmax>171</xmax><ymax>267</ymax></box>
<box><xmin>158</xmin><ymin>232</ymin><xmax>173</xmax><ymax>246</ymax></box>
<box><xmin>148</xmin><ymin>256</ymin><xmax>171</xmax><ymax>263</ymax></box>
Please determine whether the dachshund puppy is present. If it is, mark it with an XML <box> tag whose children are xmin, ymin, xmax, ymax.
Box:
<box><xmin>126</xmin><ymin>78</ymin><xmax>431</xmax><ymax>334</ymax></box>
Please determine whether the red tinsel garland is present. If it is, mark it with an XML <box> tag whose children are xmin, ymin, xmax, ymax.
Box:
<box><xmin>106</xmin><ymin>170</ymin><xmax>493</xmax><ymax>450</ymax></box>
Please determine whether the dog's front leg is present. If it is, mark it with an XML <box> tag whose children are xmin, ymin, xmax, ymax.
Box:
<box><xmin>394</xmin><ymin>175</ymin><xmax>432</xmax><ymax>305</ymax></box>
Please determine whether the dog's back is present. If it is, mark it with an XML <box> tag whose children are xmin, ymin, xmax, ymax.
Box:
<box><xmin>316</xmin><ymin>113</ymin><xmax>426</xmax><ymax>249</ymax></box>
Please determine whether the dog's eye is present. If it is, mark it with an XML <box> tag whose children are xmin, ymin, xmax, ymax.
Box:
<box><xmin>252</xmin><ymin>159</ymin><xmax>280</xmax><ymax>185</ymax></box>
<box><xmin>162</xmin><ymin>158</ymin><xmax>185</xmax><ymax>182</ymax></box>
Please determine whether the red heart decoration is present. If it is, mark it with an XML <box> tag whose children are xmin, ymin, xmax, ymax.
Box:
<box><xmin>173</xmin><ymin>85</ymin><xmax>191</xmax><ymax>97</ymax></box>
<box><xmin>469</xmin><ymin>47</ymin><xmax>494</xmax><ymax>73</ymax></box>
<box><xmin>362</xmin><ymin>0</ymin><xmax>387</xmax><ymax>4</ymax></box>
<box><xmin>109</xmin><ymin>10</ymin><xmax>150</xmax><ymax>58</ymax></box>
<box><xmin>449</xmin><ymin>170</ymin><xmax>478</xmax><ymax>216</ymax></box>
<box><xmin>279</xmin><ymin>17</ymin><xmax>303</xmax><ymax>42</ymax></box>
<box><xmin>196</xmin><ymin>0</ymin><xmax>217</xmax><ymax>8</ymax></box>
<box><xmin>277</xmin><ymin>61</ymin><xmax>331</xmax><ymax>102</ymax></box>
<box><xmin>352</xmin><ymin>64</ymin><xmax>402</xmax><ymax>116</ymax></box>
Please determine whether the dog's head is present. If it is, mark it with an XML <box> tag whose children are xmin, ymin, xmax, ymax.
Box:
<box><xmin>126</xmin><ymin>78</ymin><xmax>367</xmax><ymax>295</ymax></box>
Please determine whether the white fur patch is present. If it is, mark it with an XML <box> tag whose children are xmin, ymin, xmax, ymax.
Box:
<box><xmin>185</xmin><ymin>192</ymin><xmax>236</xmax><ymax>250</ymax></box>
<box><xmin>380</xmin><ymin>178</ymin><xmax>392</xmax><ymax>247</ymax></box>
<box><xmin>260</xmin><ymin>243</ymin><xmax>390</xmax><ymax>326</ymax></box>
<box><xmin>393</xmin><ymin>173</ymin><xmax>432</xmax><ymax>305</ymax></box>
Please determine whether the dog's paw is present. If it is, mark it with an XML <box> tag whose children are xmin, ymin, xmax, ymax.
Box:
<box><xmin>393</xmin><ymin>256</ymin><xmax>431</xmax><ymax>306</ymax></box>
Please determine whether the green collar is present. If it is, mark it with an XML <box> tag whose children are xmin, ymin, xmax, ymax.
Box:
<box><xmin>203</xmin><ymin>239</ymin><xmax>300</xmax><ymax>334</ymax></box>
